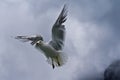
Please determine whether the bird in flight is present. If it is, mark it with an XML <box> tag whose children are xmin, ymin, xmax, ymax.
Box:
<box><xmin>15</xmin><ymin>5</ymin><xmax>67</xmax><ymax>69</ymax></box>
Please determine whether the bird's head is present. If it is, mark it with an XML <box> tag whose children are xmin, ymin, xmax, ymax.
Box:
<box><xmin>29</xmin><ymin>35</ymin><xmax>43</xmax><ymax>45</ymax></box>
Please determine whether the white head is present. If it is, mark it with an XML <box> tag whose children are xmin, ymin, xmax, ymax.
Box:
<box><xmin>28</xmin><ymin>35</ymin><xmax>43</xmax><ymax>45</ymax></box>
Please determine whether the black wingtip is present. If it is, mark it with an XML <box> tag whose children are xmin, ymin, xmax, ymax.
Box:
<box><xmin>63</xmin><ymin>4</ymin><xmax>67</xmax><ymax>9</ymax></box>
<box><xmin>15</xmin><ymin>36</ymin><xmax>22</xmax><ymax>39</ymax></box>
<box><xmin>57</xmin><ymin>4</ymin><xmax>68</xmax><ymax>24</ymax></box>
<box><xmin>63</xmin><ymin>4</ymin><xmax>68</xmax><ymax>14</ymax></box>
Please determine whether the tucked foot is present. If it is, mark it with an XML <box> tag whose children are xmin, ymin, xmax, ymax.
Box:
<box><xmin>52</xmin><ymin>64</ymin><xmax>55</xmax><ymax>69</ymax></box>
<box><xmin>52</xmin><ymin>58</ymin><xmax>55</xmax><ymax>69</ymax></box>
<box><xmin>57</xmin><ymin>57</ymin><xmax>60</xmax><ymax>66</ymax></box>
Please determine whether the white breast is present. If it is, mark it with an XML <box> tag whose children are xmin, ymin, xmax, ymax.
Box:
<box><xmin>35</xmin><ymin>42</ymin><xmax>58</xmax><ymax>58</ymax></box>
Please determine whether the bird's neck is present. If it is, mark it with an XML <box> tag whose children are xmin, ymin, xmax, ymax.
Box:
<box><xmin>35</xmin><ymin>40</ymin><xmax>48</xmax><ymax>53</ymax></box>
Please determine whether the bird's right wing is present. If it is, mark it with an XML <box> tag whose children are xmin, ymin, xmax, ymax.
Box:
<box><xmin>49</xmin><ymin>5</ymin><xmax>67</xmax><ymax>51</ymax></box>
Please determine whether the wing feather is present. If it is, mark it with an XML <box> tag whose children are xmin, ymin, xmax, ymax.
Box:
<box><xmin>49</xmin><ymin>5</ymin><xmax>67</xmax><ymax>50</ymax></box>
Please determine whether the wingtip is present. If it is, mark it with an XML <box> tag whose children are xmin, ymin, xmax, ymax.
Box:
<box><xmin>63</xmin><ymin>4</ymin><xmax>68</xmax><ymax>16</ymax></box>
<box><xmin>63</xmin><ymin>4</ymin><xmax>67</xmax><ymax>8</ymax></box>
<box><xmin>63</xmin><ymin>3</ymin><xmax>68</xmax><ymax>10</ymax></box>
<box><xmin>15</xmin><ymin>36</ymin><xmax>20</xmax><ymax>39</ymax></box>
<box><xmin>63</xmin><ymin>4</ymin><xmax>68</xmax><ymax>11</ymax></box>
<box><xmin>15</xmin><ymin>36</ymin><xmax>23</xmax><ymax>39</ymax></box>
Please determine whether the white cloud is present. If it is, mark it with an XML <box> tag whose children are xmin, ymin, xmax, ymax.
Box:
<box><xmin>0</xmin><ymin>0</ymin><xmax>120</xmax><ymax>80</ymax></box>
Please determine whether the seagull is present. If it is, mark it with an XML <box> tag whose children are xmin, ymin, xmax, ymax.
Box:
<box><xmin>15</xmin><ymin>5</ymin><xmax>67</xmax><ymax>69</ymax></box>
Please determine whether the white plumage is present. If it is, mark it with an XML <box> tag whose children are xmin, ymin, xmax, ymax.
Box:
<box><xmin>15</xmin><ymin>5</ymin><xmax>67</xmax><ymax>69</ymax></box>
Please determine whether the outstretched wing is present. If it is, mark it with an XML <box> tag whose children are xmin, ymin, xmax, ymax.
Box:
<box><xmin>49</xmin><ymin>5</ymin><xmax>67</xmax><ymax>50</ymax></box>
<box><xmin>15</xmin><ymin>35</ymin><xmax>43</xmax><ymax>45</ymax></box>
<box><xmin>15</xmin><ymin>36</ymin><xmax>31</xmax><ymax>42</ymax></box>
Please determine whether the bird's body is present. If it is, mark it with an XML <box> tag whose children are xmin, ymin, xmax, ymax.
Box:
<box><xmin>35</xmin><ymin>41</ymin><xmax>67</xmax><ymax>68</ymax></box>
<box><xmin>15</xmin><ymin>5</ymin><xmax>67</xmax><ymax>69</ymax></box>
<box><xmin>35</xmin><ymin>41</ymin><xmax>58</xmax><ymax>58</ymax></box>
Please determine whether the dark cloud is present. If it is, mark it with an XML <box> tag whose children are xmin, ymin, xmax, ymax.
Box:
<box><xmin>102</xmin><ymin>0</ymin><xmax>120</xmax><ymax>34</ymax></box>
<box><xmin>104</xmin><ymin>60</ymin><xmax>120</xmax><ymax>80</ymax></box>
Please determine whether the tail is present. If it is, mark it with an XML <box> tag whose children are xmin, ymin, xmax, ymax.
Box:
<box><xmin>47</xmin><ymin>51</ymin><xmax>67</xmax><ymax>69</ymax></box>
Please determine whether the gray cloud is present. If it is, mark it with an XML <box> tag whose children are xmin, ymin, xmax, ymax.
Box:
<box><xmin>0</xmin><ymin>0</ymin><xmax>120</xmax><ymax>80</ymax></box>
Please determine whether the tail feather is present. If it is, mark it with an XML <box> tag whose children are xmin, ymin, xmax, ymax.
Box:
<box><xmin>47</xmin><ymin>52</ymin><xmax>67</xmax><ymax>68</ymax></box>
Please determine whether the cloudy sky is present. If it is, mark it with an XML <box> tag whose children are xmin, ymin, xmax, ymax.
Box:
<box><xmin>0</xmin><ymin>0</ymin><xmax>120</xmax><ymax>80</ymax></box>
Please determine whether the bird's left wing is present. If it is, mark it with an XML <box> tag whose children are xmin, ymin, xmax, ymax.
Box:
<box><xmin>15</xmin><ymin>36</ymin><xmax>31</xmax><ymax>42</ymax></box>
<box><xmin>49</xmin><ymin>5</ymin><xmax>67</xmax><ymax>50</ymax></box>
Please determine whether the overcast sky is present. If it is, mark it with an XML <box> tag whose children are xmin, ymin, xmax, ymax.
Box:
<box><xmin>0</xmin><ymin>0</ymin><xmax>120</xmax><ymax>80</ymax></box>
